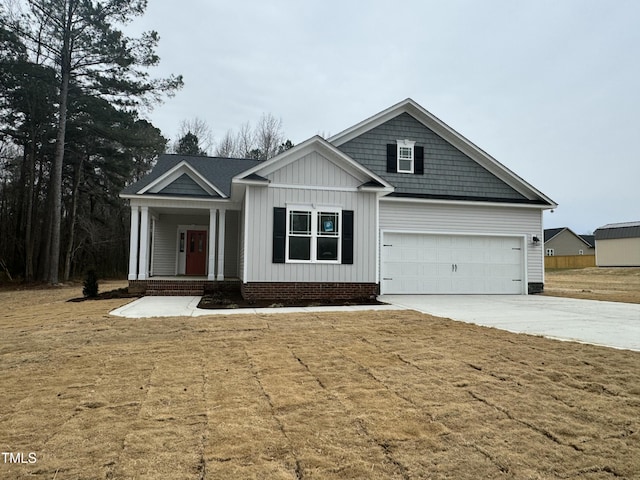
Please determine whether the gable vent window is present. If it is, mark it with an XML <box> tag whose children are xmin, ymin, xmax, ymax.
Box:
<box><xmin>387</xmin><ymin>141</ymin><xmax>424</xmax><ymax>174</ymax></box>
<box><xmin>397</xmin><ymin>139</ymin><xmax>415</xmax><ymax>173</ymax></box>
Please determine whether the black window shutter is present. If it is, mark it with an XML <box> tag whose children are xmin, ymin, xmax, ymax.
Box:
<box><xmin>273</xmin><ymin>207</ymin><xmax>286</xmax><ymax>263</ymax></box>
<box><xmin>414</xmin><ymin>146</ymin><xmax>424</xmax><ymax>175</ymax></box>
<box><xmin>342</xmin><ymin>210</ymin><xmax>354</xmax><ymax>264</ymax></box>
<box><xmin>386</xmin><ymin>144</ymin><xmax>397</xmax><ymax>173</ymax></box>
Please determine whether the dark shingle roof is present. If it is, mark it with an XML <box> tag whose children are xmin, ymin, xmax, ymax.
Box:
<box><xmin>544</xmin><ymin>228</ymin><xmax>565</xmax><ymax>242</ymax></box>
<box><xmin>595</xmin><ymin>221</ymin><xmax>640</xmax><ymax>240</ymax></box>
<box><xmin>579</xmin><ymin>235</ymin><xmax>595</xmax><ymax>247</ymax></box>
<box><xmin>122</xmin><ymin>154</ymin><xmax>261</xmax><ymax>197</ymax></box>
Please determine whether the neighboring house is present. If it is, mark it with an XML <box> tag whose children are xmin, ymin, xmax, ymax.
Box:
<box><xmin>544</xmin><ymin>228</ymin><xmax>595</xmax><ymax>257</ymax></box>
<box><xmin>594</xmin><ymin>222</ymin><xmax>640</xmax><ymax>267</ymax></box>
<box><xmin>120</xmin><ymin>98</ymin><xmax>556</xmax><ymax>298</ymax></box>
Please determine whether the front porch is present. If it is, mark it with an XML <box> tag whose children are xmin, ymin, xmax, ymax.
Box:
<box><xmin>127</xmin><ymin>202</ymin><xmax>242</xmax><ymax>293</ymax></box>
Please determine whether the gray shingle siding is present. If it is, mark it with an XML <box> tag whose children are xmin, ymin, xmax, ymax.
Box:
<box><xmin>158</xmin><ymin>173</ymin><xmax>213</xmax><ymax>197</ymax></box>
<box><xmin>337</xmin><ymin>113</ymin><xmax>528</xmax><ymax>201</ymax></box>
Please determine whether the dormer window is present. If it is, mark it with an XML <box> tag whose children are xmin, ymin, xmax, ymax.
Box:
<box><xmin>397</xmin><ymin>139</ymin><xmax>415</xmax><ymax>173</ymax></box>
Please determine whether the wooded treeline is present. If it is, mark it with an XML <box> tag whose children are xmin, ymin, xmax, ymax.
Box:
<box><xmin>0</xmin><ymin>0</ymin><xmax>182</xmax><ymax>283</ymax></box>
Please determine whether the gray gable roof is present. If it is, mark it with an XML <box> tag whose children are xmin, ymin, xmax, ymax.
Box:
<box><xmin>122</xmin><ymin>154</ymin><xmax>261</xmax><ymax>197</ymax></box>
<box><xmin>595</xmin><ymin>221</ymin><xmax>640</xmax><ymax>240</ymax></box>
<box><xmin>544</xmin><ymin>228</ymin><xmax>565</xmax><ymax>242</ymax></box>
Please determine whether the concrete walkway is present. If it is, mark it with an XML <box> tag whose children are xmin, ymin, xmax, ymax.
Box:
<box><xmin>110</xmin><ymin>296</ymin><xmax>404</xmax><ymax>318</ymax></box>
<box><xmin>378</xmin><ymin>295</ymin><xmax>640</xmax><ymax>352</ymax></box>
<box><xmin>110</xmin><ymin>294</ymin><xmax>640</xmax><ymax>352</ymax></box>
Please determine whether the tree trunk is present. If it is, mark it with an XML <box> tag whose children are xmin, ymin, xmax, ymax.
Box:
<box><xmin>24</xmin><ymin>133</ymin><xmax>37</xmax><ymax>282</ymax></box>
<box><xmin>63</xmin><ymin>154</ymin><xmax>83</xmax><ymax>281</ymax></box>
<box><xmin>48</xmin><ymin>0</ymin><xmax>73</xmax><ymax>284</ymax></box>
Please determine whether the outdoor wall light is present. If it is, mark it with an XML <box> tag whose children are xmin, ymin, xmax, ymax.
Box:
<box><xmin>532</xmin><ymin>235</ymin><xmax>541</xmax><ymax>245</ymax></box>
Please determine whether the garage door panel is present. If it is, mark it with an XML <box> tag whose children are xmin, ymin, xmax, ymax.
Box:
<box><xmin>382</xmin><ymin>233</ymin><xmax>524</xmax><ymax>294</ymax></box>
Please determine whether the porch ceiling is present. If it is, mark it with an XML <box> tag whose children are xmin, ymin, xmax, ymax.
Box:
<box><xmin>148</xmin><ymin>205</ymin><xmax>240</xmax><ymax>217</ymax></box>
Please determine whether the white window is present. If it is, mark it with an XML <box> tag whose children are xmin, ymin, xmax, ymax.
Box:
<box><xmin>397</xmin><ymin>139</ymin><xmax>415</xmax><ymax>173</ymax></box>
<box><xmin>287</xmin><ymin>206</ymin><xmax>341</xmax><ymax>263</ymax></box>
<box><xmin>546</xmin><ymin>248</ymin><xmax>554</xmax><ymax>256</ymax></box>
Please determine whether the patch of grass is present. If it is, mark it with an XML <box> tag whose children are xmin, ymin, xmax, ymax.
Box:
<box><xmin>0</xmin><ymin>283</ymin><xmax>639</xmax><ymax>479</ymax></box>
<box><xmin>545</xmin><ymin>267</ymin><xmax>640</xmax><ymax>303</ymax></box>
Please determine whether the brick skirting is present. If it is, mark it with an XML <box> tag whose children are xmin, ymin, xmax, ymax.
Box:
<box><xmin>129</xmin><ymin>279</ymin><xmax>241</xmax><ymax>296</ymax></box>
<box><xmin>241</xmin><ymin>282</ymin><xmax>379</xmax><ymax>301</ymax></box>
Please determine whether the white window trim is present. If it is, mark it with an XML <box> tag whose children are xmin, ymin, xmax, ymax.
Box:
<box><xmin>397</xmin><ymin>139</ymin><xmax>416</xmax><ymax>174</ymax></box>
<box><xmin>546</xmin><ymin>248</ymin><xmax>554</xmax><ymax>256</ymax></box>
<box><xmin>285</xmin><ymin>205</ymin><xmax>342</xmax><ymax>264</ymax></box>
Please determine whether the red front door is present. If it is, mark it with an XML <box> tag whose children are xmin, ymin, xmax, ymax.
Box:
<box><xmin>185</xmin><ymin>230</ymin><xmax>207</xmax><ymax>275</ymax></box>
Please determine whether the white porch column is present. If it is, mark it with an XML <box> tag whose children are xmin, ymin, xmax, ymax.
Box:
<box><xmin>216</xmin><ymin>209</ymin><xmax>226</xmax><ymax>281</ymax></box>
<box><xmin>128</xmin><ymin>205</ymin><xmax>139</xmax><ymax>280</ymax></box>
<box><xmin>137</xmin><ymin>206</ymin><xmax>149</xmax><ymax>280</ymax></box>
<box><xmin>207</xmin><ymin>208</ymin><xmax>217</xmax><ymax>280</ymax></box>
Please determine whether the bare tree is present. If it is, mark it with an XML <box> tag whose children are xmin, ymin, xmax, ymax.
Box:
<box><xmin>174</xmin><ymin>117</ymin><xmax>213</xmax><ymax>155</ymax></box>
<box><xmin>214</xmin><ymin>129</ymin><xmax>237</xmax><ymax>157</ymax></box>
<box><xmin>255</xmin><ymin>113</ymin><xmax>284</xmax><ymax>160</ymax></box>
<box><xmin>234</xmin><ymin>121</ymin><xmax>255</xmax><ymax>158</ymax></box>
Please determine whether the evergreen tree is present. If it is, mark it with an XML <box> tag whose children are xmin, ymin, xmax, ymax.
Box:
<box><xmin>175</xmin><ymin>131</ymin><xmax>206</xmax><ymax>156</ymax></box>
<box><xmin>6</xmin><ymin>0</ymin><xmax>183</xmax><ymax>283</ymax></box>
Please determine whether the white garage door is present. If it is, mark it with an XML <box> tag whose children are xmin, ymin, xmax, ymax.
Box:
<box><xmin>381</xmin><ymin>232</ymin><xmax>525</xmax><ymax>294</ymax></box>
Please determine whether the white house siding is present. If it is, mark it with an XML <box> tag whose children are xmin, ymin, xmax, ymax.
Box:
<box><xmin>269</xmin><ymin>151</ymin><xmax>364</xmax><ymax>188</ymax></box>
<box><xmin>239</xmin><ymin>194</ymin><xmax>247</xmax><ymax>281</ymax></box>
<box><xmin>224</xmin><ymin>211</ymin><xmax>240</xmax><ymax>278</ymax></box>
<box><xmin>379</xmin><ymin>200</ymin><xmax>545</xmax><ymax>284</ymax></box>
<box><xmin>245</xmin><ymin>185</ymin><xmax>377</xmax><ymax>283</ymax></box>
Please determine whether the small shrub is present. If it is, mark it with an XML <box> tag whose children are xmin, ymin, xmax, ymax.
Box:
<box><xmin>83</xmin><ymin>270</ymin><xmax>99</xmax><ymax>298</ymax></box>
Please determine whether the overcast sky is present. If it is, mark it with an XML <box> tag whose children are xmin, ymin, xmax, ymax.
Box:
<box><xmin>129</xmin><ymin>0</ymin><xmax>639</xmax><ymax>234</ymax></box>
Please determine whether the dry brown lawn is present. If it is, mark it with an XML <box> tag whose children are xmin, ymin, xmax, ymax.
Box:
<box><xmin>545</xmin><ymin>267</ymin><xmax>640</xmax><ymax>304</ymax></box>
<box><xmin>1</xmin><ymin>279</ymin><xmax>639</xmax><ymax>479</ymax></box>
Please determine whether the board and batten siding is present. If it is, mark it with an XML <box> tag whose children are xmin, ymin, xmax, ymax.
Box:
<box><xmin>244</xmin><ymin>185</ymin><xmax>377</xmax><ymax>283</ymax></box>
<box><xmin>379</xmin><ymin>200</ymin><xmax>545</xmax><ymax>284</ymax></box>
<box><xmin>268</xmin><ymin>151</ymin><xmax>364</xmax><ymax>188</ymax></box>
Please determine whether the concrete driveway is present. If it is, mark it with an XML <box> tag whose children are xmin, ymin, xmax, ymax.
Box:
<box><xmin>378</xmin><ymin>295</ymin><xmax>640</xmax><ymax>352</ymax></box>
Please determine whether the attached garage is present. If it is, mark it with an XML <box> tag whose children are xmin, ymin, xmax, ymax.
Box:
<box><xmin>381</xmin><ymin>232</ymin><xmax>526</xmax><ymax>294</ymax></box>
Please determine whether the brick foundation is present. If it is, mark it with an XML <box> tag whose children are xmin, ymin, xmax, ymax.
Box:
<box><xmin>241</xmin><ymin>282</ymin><xmax>379</xmax><ymax>301</ymax></box>
<box><xmin>129</xmin><ymin>279</ymin><xmax>241</xmax><ymax>296</ymax></box>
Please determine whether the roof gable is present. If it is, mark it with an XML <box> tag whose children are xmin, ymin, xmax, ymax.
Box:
<box><xmin>329</xmin><ymin>98</ymin><xmax>556</xmax><ymax>207</ymax></box>
<box><xmin>234</xmin><ymin>136</ymin><xmax>394</xmax><ymax>193</ymax></box>
<box><xmin>121</xmin><ymin>154</ymin><xmax>261</xmax><ymax>199</ymax></box>
<box><xmin>157</xmin><ymin>173</ymin><xmax>216</xmax><ymax>197</ymax></box>
<box><xmin>544</xmin><ymin>227</ymin><xmax>594</xmax><ymax>247</ymax></box>
<box><xmin>139</xmin><ymin>160</ymin><xmax>226</xmax><ymax>197</ymax></box>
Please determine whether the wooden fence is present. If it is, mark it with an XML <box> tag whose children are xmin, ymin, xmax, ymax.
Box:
<box><xmin>545</xmin><ymin>255</ymin><xmax>596</xmax><ymax>269</ymax></box>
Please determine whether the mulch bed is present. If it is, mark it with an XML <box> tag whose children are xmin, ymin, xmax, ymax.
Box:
<box><xmin>197</xmin><ymin>290</ymin><xmax>384</xmax><ymax>309</ymax></box>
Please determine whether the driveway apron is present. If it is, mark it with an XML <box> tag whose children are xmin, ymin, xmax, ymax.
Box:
<box><xmin>378</xmin><ymin>295</ymin><xmax>640</xmax><ymax>352</ymax></box>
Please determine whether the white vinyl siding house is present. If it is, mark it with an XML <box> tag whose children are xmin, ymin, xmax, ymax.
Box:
<box><xmin>121</xmin><ymin>98</ymin><xmax>556</xmax><ymax>298</ymax></box>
